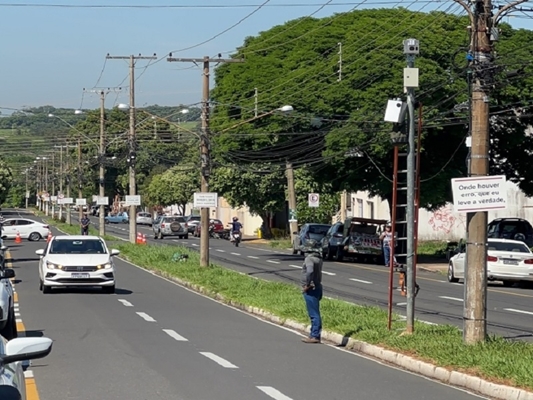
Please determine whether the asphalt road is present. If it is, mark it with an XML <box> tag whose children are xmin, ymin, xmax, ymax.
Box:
<box><xmin>6</xmin><ymin>224</ymin><xmax>485</xmax><ymax>399</ymax></box>
<box><xmin>62</xmin><ymin>212</ymin><xmax>533</xmax><ymax>342</ymax></box>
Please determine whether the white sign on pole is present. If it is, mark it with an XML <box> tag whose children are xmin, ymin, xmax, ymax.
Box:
<box><xmin>193</xmin><ymin>192</ymin><xmax>218</xmax><ymax>208</ymax></box>
<box><xmin>43</xmin><ymin>195</ymin><xmax>50</xmax><ymax>202</ymax></box>
<box><xmin>92</xmin><ymin>195</ymin><xmax>98</xmax><ymax>202</ymax></box>
<box><xmin>60</xmin><ymin>197</ymin><xmax>73</xmax><ymax>205</ymax></box>
<box><xmin>58</xmin><ymin>193</ymin><xmax>65</xmax><ymax>200</ymax></box>
<box><xmin>125</xmin><ymin>195</ymin><xmax>141</xmax><ymax>206</ymax></box>
<box><xmin>96</xmin><ymin>196</ymin><xmax>109</xmax><ymax>206</ymax></box>
<box><xmin>51</xmin><ymin>196</ymin><xmax>58</xmax><ymax>202</ymax></box>
<box><xmin>308</xmin><ymin>193</ymin><xmax>320</xmax><ymax>208</ymax></box>
<box><xmin>25</xmin><ymin>191</ymin><xmax>30</xmax><ymax>199</ymax></box>
<box><xmin>451</xmin><ymin>175</ymin><xmax>507</xmax><ymax>213</ymax></box>
<box><xmin>76</xmin><ymin>198</ymin><xmax>87</xmax><ymax>206</ymax></box>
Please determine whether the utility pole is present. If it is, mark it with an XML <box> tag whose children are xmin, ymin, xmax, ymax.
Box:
<box><xmin>452</xmin><ymin>0</ymin><xmax>526</xmax><ymax>344</ymax></box>
<box><xmin>106</xmin><ymin>54</ymin><xmax>157</xmax><ymax>243</ymax></box>
<box><xmin>59</xmin><ymin>146</ymin><xmax>63</xmax><ymax>221</ymax></box>
<box><xmin>24</xmin><ymin>169</ymin><xmax>28</xmax><ymax>209</ymax></box>
<box><xmin>66</xmin><ymin>142</ymin><xmax>72</xmax><ymax>225</ymax></box>
<box><xmin>78</xmin><ymin>138</ymin><xmax>83</xmax><ymax>223</ymax></box>
<box><xmin>286</xmin><ymin>161</ymin><xmax>298</xmax><ymax>240</ymax></box>
<box><xmin>44</xmin><ymin>157</ymin><xmax>49</xmax><ymax>216</ymax></box>
<box><xmin>404</xmin><ymin>38</ymin><xmax>419</xmax><ymax>334</ymax></box>
<box><xmin>167</xmin><ymin>54</ymin><xmax>244</xmax><ymax>267</ymax></box>
<box><xmin>51</xmin><ymin>153</ymin><xmax>56</xmax><ymax>218</ymax></box>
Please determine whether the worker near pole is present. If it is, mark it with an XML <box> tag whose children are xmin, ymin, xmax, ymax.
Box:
<box><xmin>301</xmin><ymin>239</ymin><xmax>323</xmax><ymax>344</ymax></box>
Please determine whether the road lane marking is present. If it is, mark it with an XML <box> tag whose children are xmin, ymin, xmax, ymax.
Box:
<box><xmin>118</xmin><ymin>299</ymin><xmax>134</xmax><ymax>307</ymax></box>
<box><xmin>439</xmin><ymin>296</ymin><xmax>463</xmax><ymax>302</ymax></box>
<box><xmin>396</xmin><ymin>302</ymin><xmax>407</xmax><ymax>306</ymax></box>
<box><xmin>191</xmin><ymin>243</ymin><xmax>199</xmax><ymax>246</ymax></box>
<box><xmin>230</xmin><ymin>252</ymin><xmax>241</xmax><ymax>256</ymax></box>
<box><xmin>136</xmin><ymin>312</ymin><xmax>156</xmax><ymax>322</ymax></box>
<box><xmin>322</xmin><ymin>271</ymin><xmax>336</xmax><ymax>276</ymax></box>
<box><xmin>289</xmin><ymin>265</ymin><xmax>301</xmax><ymax>269</ymax></box>
<box><xmin>163</xmin><ymin>329</ymin><xmax>189</xmax><ymax>341</ymax></box>
<box><xmin>14</xmin><ymin>292</ymin><xmax>18</xmax><ymax>302</ymax></box>
<box><xmin>504</xmin><ymin>308</ymin><xmax>533</xmax><ymax>316</ymax></box>
<box><xmin>247</xmin><ymin>256</ymin><xmax>259</xmax><ymax>259</ymax></box>
<box><xmin>350</xmin><ymin>278</ymin><xmax>372</xmax><ymax>284</ymax></box>
<box><xmin>24</xmin><ymin>370</ymin><xmax>34</xmax><ymax>378</ymax></box>
<box><xmin>199</xmin><ymin>352</ymin><xmax>239</xmax><ymax>368</ymax></box>
<box><xmin>267</xmin><ymin>260</ymin><xmax>280</xmax><ymax>264</ymax></box>
<box><xmin>25</xmin><ymin>373</ymin><xmax>40</xmax><ymax>400</ymax></box>
<box><xmin>257</xmin><ymin>386</ymin><xmax>293</xmax><ymax>400</ymax></box>
<box><xmin>216</xmin><ymin>249</ymin><xmax>226</xmax><ymax>253</ymax></box>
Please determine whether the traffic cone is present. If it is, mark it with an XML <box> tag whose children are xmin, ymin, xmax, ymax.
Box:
<box><xmin>142</xmin><ymin>234</ymin><xmax>147</xmax><ymax>245</ymax></box>
<box><xmin>47</xmin><ymin>231</ymin><xmax>52</xmax><ymax>243</ymax></box>
<box><xmin>15</xmin><ymin>232</ymin><xmax>21</xmax><ymax>244</ymax></box>
<box><xmin>136</xmin><ymin>232</ymin><xmax>142</xmax><ymax>244</ymax></box>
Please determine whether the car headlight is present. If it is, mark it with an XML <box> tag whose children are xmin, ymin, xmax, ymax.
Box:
<box><xmin>97</xmin><ymin>262</ymin><xmax>113</xmax><ymax>270</ymax></box>
<box><xmin>46</xmin><ymin>262</ymin><xmax>63</xmax><ymax>270</ymax></box>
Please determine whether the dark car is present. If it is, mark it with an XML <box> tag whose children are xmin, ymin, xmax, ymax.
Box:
<box><xmin>487</xmin><ymin>218</ymin><xmax>533</xmax><ymax>247</ymax></box>
<box><xmin>320</xmin><ymin>222</ymin><xmax>345</xmax><ymax>260</ymax></box>
<box><xmin>292</xmin><ymin>223</ymin><xmax>331</xmax><ymax>255</ymax></box>
<box><xmin>193</xmin><ymin>219</ymin><xmax>225</xmax><ymax>237</ymax></box>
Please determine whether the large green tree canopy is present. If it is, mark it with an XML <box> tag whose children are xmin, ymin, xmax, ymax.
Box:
<box><xmin>210</xmin><ymin>8</ymin><xmax>533</xmax><ymax>210</ymax></box>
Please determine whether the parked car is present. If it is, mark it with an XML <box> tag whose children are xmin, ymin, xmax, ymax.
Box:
<box><xmin>487</xmin><ymin>218</ymin><xmax>533</xmax><ymax>247</ymax></box>
<box><xmin>0</xmin><ymin>336</ymin><xmax>53</xmax><ymax>400</ymax></box>
<box><xmin>36</xmin><ymin>235</ymin><xmax>120</xmax><ymax>293</ymax></box>
<box><xmin>0</xmin><ymin>265</ymin><xmax>16</xmax><ymax>340</ymax></box>
<box><xmin>2</xmin><ymin>218</ymin><xmax>49</xmax><ymax>241</ymax></box>
<box><xmin>448</xmin><ymin>238</ymin><xmax>533</xmax><ymax>286</ymax></box>
<box><xmin>292</xmin><ymin>223</ymin><xmax>331</xmax><ymax>255</ymax></box>
<box><xmin>193</xmin><ymin>219</ymin><xmax>224</xmax><ymax>237</ymax></box>
<box><xmin>336</xmin><ymin>217</ymin><xmax>388</xmax><ymax>263</ymax></box>
<box><xmin>153</xmin><ymin>216</ymin><xmax>188</xmax><ymax>239</ymax></box>
<box><xmin>320</xmin><ymin>222</ymin><xmax>345</xmax><ymax>260</ymax></box>
<box><xmin>104</xmin><ymin>212</ymin><xmax>129</xmax><ymax>224</ymax></box>
<box><xmin>184</xmin><ymin>215</ymin><xmax>201</xmax><ymax>234</ymax></box>
<box><xmin>136</xmin><ymin>212</ymin><xmax>153</xmax><ymax>226</ymax></box>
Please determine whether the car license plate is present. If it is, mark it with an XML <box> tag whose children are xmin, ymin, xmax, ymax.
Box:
<box><xmin>503</xmin><ymin>259</ymin><xmax>519</xmax><ymax>265</ymax></box>
<box><xmin>71</xmin><ymin>273</ymin><xmax>90</xmax><ymax>279</ymax></box>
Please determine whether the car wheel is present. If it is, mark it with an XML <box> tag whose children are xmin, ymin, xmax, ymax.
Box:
<box><xmin>336</xmin><ymin>247</ymin><xmax>344</xmax><ymax>262</ymax></box>
<box><xmin>448</xmin><ymin>263</ymin><xmax>459</xmax><ymax>283</ymax></box>
<box><xmin>39</xmin><ymin>279</ymin><xmax>43</xmax><ymax>291</ymax></box>
<box><xmin>29</xmin><ymin>232</ymin><xmax>41</xmax><ymax>241</ymax></box>
<box><xmin>292</xmin><ymin>247</ymin><xmax>298</xmax><ymax>255</ymax></box>
<box><xmin>102</xmin><ymin>285</ymin><xmax>115</xmax><ymax>294</ymax></box>
<box><xmin>0</xmin><ymin>308</ymin><xmax>17</xmax><ymax>340</ymax></box>
<box><xmin>123</xmin><ymin>219</ymin><xmax>128</xmax><ymax>224</ymax></box>
<box><xmin>105</xmin><ymin>220</ymin><xmax>109</xmax><ymax>224</ymax></box>
<box><xmin>184</xmin><ymin>234</ymin><xmax>189</xmax><ymax>239</ymax></box>
<box><xmin>42</xmin><ymin>285</ymin><xmax>52</xmax><ymax>294</ymax></box>
<box><xmin>502</xmin><ymin>280</ymin><xmax>514</xmax><ymax>287</ymax></box>
<box><xmin>326</xmin><ymin>246</ymin><xmax>334</xmax><ymax>261</ymax></box>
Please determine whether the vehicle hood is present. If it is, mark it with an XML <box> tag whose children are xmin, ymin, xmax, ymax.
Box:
<box><xmin>45</xmin><ymin>254</ymin><xmax>112</xmax><ymax>266</ymax></box>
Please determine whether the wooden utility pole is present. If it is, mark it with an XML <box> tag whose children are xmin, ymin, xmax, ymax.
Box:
<box><xmin>285</xmin><ymin>161</ymin><xmax>298</xmax><ymax>240</ymax></box>
<box><xmin>106</xmin><ymin>53</ymin><xmax>157</xmax><ymax>243</ymax></box>
<box><xmin>167</xmin><ymin>55</ymin><xmax>244</xmax><ymax>267</ymax></box>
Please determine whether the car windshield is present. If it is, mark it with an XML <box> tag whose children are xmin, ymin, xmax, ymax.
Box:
<box><xmin>488</xmin><ymin>241</ymin><xmax>531</xmax><ymax>253</ymax></box>
<box><xmin>50</xmin><ymin>239</ymin><xmax>107</xmax><ymax>254</ymax></box>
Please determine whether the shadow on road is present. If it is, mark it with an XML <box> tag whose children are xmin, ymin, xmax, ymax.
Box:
<box><xmin>48</xmin><ymin>287</ymin><xmax>133</xmax><ymax>295</ymax></box>
<box><xmin>24</xmin><ymin>329</ymin><xmax>44</xmax><ymax>337</ymax></box>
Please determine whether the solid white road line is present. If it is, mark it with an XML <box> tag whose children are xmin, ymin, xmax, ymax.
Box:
<box><xmin>289</xmin><ymin>265</ymin><xmax>301</xmax><ymax>269</ymax></box>
<box><xmin>439</xmin><ymin>296</ymin><xmax>463</xmax><ymax>302</ymax></box>
<box><xmin>118</xmin><ymin>299</ymin><xmax>134</xmax><ymax>307</ymax></box>
<box><xmin>216</xmin><ymin>249</ymin><xmax>226</xmax><ymax>253</ymax></box>
<box><xmin>199</xmin><ymin>352</ymin><xmax>239</xmax><ymax>368</ymax></box>
<box><xmin>136</xmin><ymin>312</ymin><xmax>156</xmax><ymax>322</ymax></box>
<box><xmin>247</xmin><ymin>256</ymin><xmax>259</xmax><ymax>259</ymax></box>
<box><xmin>504</xmin><ymin>308</ymin><xmax>533</xmax><ymax>316</ymax></box>
<box><xmin>230</xmin><ymin>252</ymin><xmax>241</xmax><ymax>256</ymax></box>
<box><xmin>256</xmin><ymin>386</ymin><xmax>294</xmax><ymax>400</ymax></box>
<box><xmin>267</xmin><ymin>260</ymin><xmax>280</xmax><ymax>264</ymax></box>
<box><xmin>322</xmin><ymin>271</ymin><xmax>336</xmax><ymax>276</ymax></box>
<box><xmin>349</xmin><ymin>278</ymin><xmax>372</xmax><ymax>284</ymax></box>
<box><xmin>162</xmin><ymin>329</ymin><xmax>189</xmax><ymax>341</ymax></box>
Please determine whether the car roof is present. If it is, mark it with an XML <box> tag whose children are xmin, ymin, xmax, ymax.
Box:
<box><xmin>53</xmin><ymin>235</ymin><xmax>103</xmax><ymax>240</ymax></box>
<box><xmin>487</xmin><ymin>238</ymin><xmax>529</xmax><ymax>245</ymax></box>
<box><xmin>490</xmin><ymin>218</ymin><xmax>529</xmax><ymax>222</ymax></box>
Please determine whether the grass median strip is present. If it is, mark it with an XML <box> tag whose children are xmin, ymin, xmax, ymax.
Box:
<box><xmin>116</xmin><ymin>242</ymin><xmax>533</xmax><ymax>391</ymax></box>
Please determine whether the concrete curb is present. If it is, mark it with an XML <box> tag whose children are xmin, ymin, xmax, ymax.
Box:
<box><xmin>122</xmin><ymin>262</ymin><xmax>533</xmax><ymax>400</ymax></box>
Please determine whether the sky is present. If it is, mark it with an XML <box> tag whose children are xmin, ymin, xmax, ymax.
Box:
<box><xmin>0</xmin><ymin>0</ymin><xmax>531</xmax><ymax>113</ymax></box>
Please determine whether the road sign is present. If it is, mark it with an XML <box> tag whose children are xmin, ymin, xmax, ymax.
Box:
<box><xmin>125</xmin><ymin>195</ymin><xmax>141</xmax><ymax>206</ymax></box>
<box><xmin>96</xmin><ymin>196</ymin><xmax>109</xmax><ymax>206</ymax></box>
<box><xmin>193</xmin><ymin>192</ymin><xmax>217</xmax><ymax>208</ymax></box>
<box><xmin>451</xmin><ymin>175</ymin><xmax>507</xmax><ymax>213</ymax></box>
<box><xmin>58</xmin><ymin>193</ymin><xmax>65</xmax><ymax>199</ymax></box>
<box><xmin>76</xmin><ymin>198</ymin><xmax>87</xmax><ymax>206</ymax></box>
<box><xmin>308</xmin><ymin>193</ymin><xmax>320</xmax><ymax>208</ymax></box>
<box><xmin>60</xmin><ymin>197</ymin><xmax>73</xmax><ymax>205</ymax></box>
<box><xmin>288</xmin><ymin>208</ymin><xmax>297</xmax><ymax>222</ymax></box>
<box><xmin>50</xmin><ymin>196</ymin><xmax>58</xmax><ymax>202</ymax></box>
<box><xmin>92</xmin><ymin>195</ymin><xmax>98</xmax><ymax>202</ymax></box>
<box><xmin>25</xmin><ymin>191</ymin><xmax>30</xmax><ymax>199</ymax></box>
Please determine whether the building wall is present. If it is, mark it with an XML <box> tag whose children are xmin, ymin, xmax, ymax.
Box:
<box><xmin>346</xmin><ymin>191</ymin><xmax>390</xmax><ymax>220</ymax></box>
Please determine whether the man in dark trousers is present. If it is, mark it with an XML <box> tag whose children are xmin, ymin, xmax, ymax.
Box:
<box><xmin>301</xmin><ymin>239</ymin><xmax>323</xmax><ymax>344</ymax></box>
<box><xmin>80</xmin><ymin>213</ymin><xmax>90</xmax><ymax>235</ymax></box>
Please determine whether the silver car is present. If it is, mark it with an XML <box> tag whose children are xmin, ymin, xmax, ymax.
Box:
<box><xmin>136</xmin><ymin>212</ymin><xmax>153</xmax><ymax>226</ymax></box>
<box><xmin>153</xmin><ymin>216</ymin><xmax>188</xmax><ymax>239</ymax></box>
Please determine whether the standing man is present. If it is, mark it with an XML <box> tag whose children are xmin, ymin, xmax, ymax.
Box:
<box><xmin>301</xmin><ymin>239</ymin><xmax>323</xmax><ymax>344</ymax></box>
<box><xmin>80</xmin><ymin>213</ymin><xmax>90</xmax><ymax>236</ymax></box>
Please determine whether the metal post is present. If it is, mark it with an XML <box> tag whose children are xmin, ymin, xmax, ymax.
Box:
<box><xmin>128</xmin><ymin>55</ymin><xmax>137</xmax><ymax>244</ymax></box>
<box><xmin>387</xmin><ymin>146</ymin><xmax>400</xmax><ymax>330</ymax></box>
<box><xmin>99</xmin><ymin>90</ymin><xmax>106</xmax><ymax>237</ymax></box>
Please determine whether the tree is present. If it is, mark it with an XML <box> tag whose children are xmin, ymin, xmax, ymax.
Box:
<box><xmin>209</xmin><ymin>8</ymin><xmax>533</xmax><ymax>211</ymax></box>
<box><xmin>0</xmin><ymin>158</ymin><xmax>13</xmax><ymax>205</ymax></box>
<box><xmin>144</xmin><ymin>167</ymin><xmax>199</xmax><ymax>214</ymax></box>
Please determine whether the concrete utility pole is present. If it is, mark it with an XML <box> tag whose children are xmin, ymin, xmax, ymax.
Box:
<box><xmin>44</xmin><ymin>157</ymin><xmax>49</xmax><ymax>216</ymax></box>
<box><xmin>78</xmin><ymin>138</ymin><xmax>83</xmax><ymax>224</ymax></box>
<box><xmin>167</xmin><ymin>55</ymin><xmax>244</xmax><ymax>267</ymax></box>
<box><xmin>404</xmin><ymin>38</ymin><xmax>419</xmax><ymax>334</ymax></box>
<box><xmin>59</xmin><ymin>147</ymin><xmax>63</xmax><ymax>220</ymax></box>
<box><xmin>51</xmin><ymin>153</ymin><xmax>56</xmax><ymax>218</ymax></box>
<box><xmin>24</xmin><ymin>169</ymin><xmax>28</xmax><ymax>209</ymax></box>
<box><xmin>452</xmin><ymin>0</ymin><xmax>527</xmax><ymax>344</ymax></box>
<box><xmin>66</xmin><ymin>142</ymin><xmax>72</xmax><ymax>225</ymax></box>
<box><xmin>106</xmin><ymin>53</ymin><xmax>157</xmax><ymax>243</ymax></box>
<box><xmin>286</xmin><ymin>161</ymin><xmax>298</xmax><ymax>240</ymax></box>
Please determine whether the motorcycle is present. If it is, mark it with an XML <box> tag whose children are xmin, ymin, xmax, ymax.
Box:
<box><xmin>231</xmin><ymin>232</ymin><xmax>241</xmax><ymax>247</ymax></box>
<box><xmin>208</xmin><ymin>225</ymin><xmax>221</xmax><ymax>239</ymax></box>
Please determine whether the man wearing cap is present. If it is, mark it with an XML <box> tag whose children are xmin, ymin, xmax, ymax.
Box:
<box><xmin>80</xmin><ymin>213</ymin><xmax>90</xmax><ymax>235</ymax></box>
<box><xmin>301</xmin><ymin>239</ymin><xmax>323</xmax><ymax>344</ymax></box>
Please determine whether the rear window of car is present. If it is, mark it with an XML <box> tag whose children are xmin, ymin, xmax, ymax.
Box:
<box><xmin>187</xmin><ymin>216</ymin><xmax>200</xmax><ymax>221</ymax></box>
<box><xmin>165</xmin><ymin>217</ymin><xmax>185</xmax><ymax>223</ymax></box>
<box><xmin>138</xmin><ymin>213</ymin><xmax>151</xmax><ymax>217</ymax></box>
<box><xmin>308</xmin><ymin>225</ymin><xmax>331</xmax><ymax>235</ymax></box>
<box><xmin>488</xmin><ymin>241</ymin><xmax>531</xmax><ymax>253</ymax></box>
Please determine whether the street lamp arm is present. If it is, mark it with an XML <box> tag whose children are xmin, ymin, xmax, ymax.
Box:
<box><xmin>48</xmin><ymin>114</ymin><xmax>99</xmax><ymax>150</ymax></box>
<box><xmin>217</xmin><ymin>105</ymin><xmax>294</xmax><ymax>135</ymax></box>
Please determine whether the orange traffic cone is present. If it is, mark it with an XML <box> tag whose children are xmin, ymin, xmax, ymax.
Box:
<box><xmin>142</xmin><ymin>234</ymin><xmax>147</xmax><ymax>245</ymax></box>
<box><xmin>47</xmin><ymin>231</ymin><xmax>52</xmax><ymax>243</ymax></box>
<box><xmin>136</xmin><ymin>232</ymin><xmax>142</xmax><ymax>244</ymax></box>
<box><xmin>15</xmin><ymin>232</ymin><xmax>21</xmax><ymax>244</ymax></box>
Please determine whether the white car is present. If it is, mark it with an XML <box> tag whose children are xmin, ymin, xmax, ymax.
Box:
<box><xmin>36</xmin><ymin>235</ymin><xmax>120</xmax><ymax>294</ymax></box>
<box><xmin>448</xmin><ymin>238</ymin><xmax>533</xmax><ymax>286</ymax></box>
<box><xmin>0</xmin><ymin>336</ymin><xmax>53</xmax><ymax>400</ymax></box>
<box><xmin>136</xmin><ymin>212</ymin><xmax>153</xmax><ymax>226</ymax></box>
<box><xmin>0</xmin><ymin>266</ymin><xmax>16</xmax><ymax>340</ymax></box>
<box><xmin>2</xmin><ymin>218</ymin><xmax>50</xmax><ymax>241</ymax></box>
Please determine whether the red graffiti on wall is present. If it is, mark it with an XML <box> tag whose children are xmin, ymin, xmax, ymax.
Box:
<box><xmin>428</xmin><ymin>207</ymin><xmax>458</xmax><ymax>234</ymax></box>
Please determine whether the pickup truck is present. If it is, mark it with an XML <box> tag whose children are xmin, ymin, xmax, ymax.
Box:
<box><xmin>337</xmin><ymin>217</ymin><xmax>388</xmax><ymax>264</ymax></box>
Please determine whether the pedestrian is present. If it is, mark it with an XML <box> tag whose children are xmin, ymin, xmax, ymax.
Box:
<box><xmin>301</xmin><ymin>239</ymin><xmax>323</xmax><ymax>344</ymax></box>
<box><xmin>80</xmin><ymin>213</ymin><xmax>90</xmax><ymax>235</ymax></box>
<box><xmin>380</xmin><ymin>224</ymin><xmax>393</xmax><ymax>267</ymax></box>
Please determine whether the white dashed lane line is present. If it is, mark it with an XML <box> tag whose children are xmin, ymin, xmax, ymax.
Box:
<box><xmin>230</xmin><ymin>252</ymin><xmax>241</xmax><ymax>256</ymax></box>
<box><xmin>439</xmin><ymin>296</ymin><xmax>463</xmax><ymax>302</ymax></box>
<box><xmin>267</xmin><ymin>260</ymin><xmax>280</xmax><ymax>264</ymax></box>
<box><xmin>289</xmin><ymin>265</ymin><xmax>300</xmax><ymax>269</ymax></box>
<box><xmin>322</xmin><ymin>271</ymin><xmax>336</xmax><ymax>276</ymax></box>
<box><xmin>162</xmin><ymin>329</ymin><xmax>189</xmax><ymax>342</ymax></box>
<box><xmin>118</xmin><ymin>299</ymin><xmax>134</xmax><ymax>307</ymax></box>
<box><xmin>349</xmin><ymin>278</ymin><xmax>372</xmax><ymax>284</ymax></box>
<box><xmin>216</xmin><ymin>249</ymin><xmax>226</xmax><ymax>253</ymax></box>
<box><xmin>504</xmin><ymin>308</ymin><xmax>533</xmax><ymax>315</ymax></box>
<box><xmin>136</xmin><ymin>312</ymin><xmax>157</xmax><ymax>322</ymax></box>
<box><xmin>257</xmin><ymin>386</ymin><xmax>294</xmax><ymax>400</ymax></box>
<box><xmin>199</xmin><ymin>352</ymin><xmax>239</xmax><ymax>368</ymax></box>
<box><xmin>247</xmin><ymin>256</ymin><xmax>259</xmax><ymax>259</ymax></box>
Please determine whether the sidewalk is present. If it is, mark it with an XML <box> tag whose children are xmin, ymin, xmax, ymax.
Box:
<box><xmin>417</xmin><ymin>263</ymin><xmax>448</xmax><ymax>273</ymax></box>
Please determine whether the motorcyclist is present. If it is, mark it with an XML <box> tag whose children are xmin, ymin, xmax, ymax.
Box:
<box><xmin>229</xmin><ymin>217</ymin><xmax>242</xmax><ymax>241</ymax></box>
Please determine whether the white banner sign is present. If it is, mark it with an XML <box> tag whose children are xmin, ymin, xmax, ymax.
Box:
<box><xmin>76</xmin><ymin>198</ymin><xmax>87</xmax><ymax>206</ymax></box>
<box><xmin>194</xmin><ymin>192</ymin><xmax>218</xmax><ymax>208</ymax></box>
<box><xmin>59</xmin><ymin>197</ymin><xmax>73</xmax><ymax>205</ymax></box>
<box><xmin>96</xmin><ymin>196</ymin><xmax>109</xmax><ymax>206</ymax></box>
<box><xmin>125</xmin><ymin>195</ymin><xmax>141</xmax><ymax>206</ymax></box>
<box><xmin>451</xmin><ymin>175</ymin><xmax>507</xmax><ymax>213</ymax></box>
<box><xmin>51</xmin><ymin>196</ymin><xmax>58</xmax><ymax>202</ymax></box>
<box><xmin>92</xmin><ymin>195</ymin><xmax>98</xmax><ymax>202</ymax></box>
<box><xmin>308</xmin><ymin>193</ymin><xmax>320</xmax><ymax>208</ymax></box>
